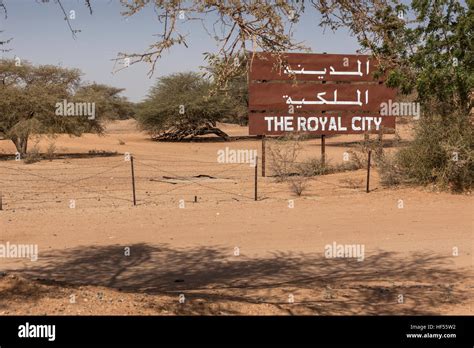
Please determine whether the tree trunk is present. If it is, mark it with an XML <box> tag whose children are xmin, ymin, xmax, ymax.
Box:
<box><xmin>11</xmin><ymin>135</ymin><xmax>28</xmax><ymax>157</ymax></box>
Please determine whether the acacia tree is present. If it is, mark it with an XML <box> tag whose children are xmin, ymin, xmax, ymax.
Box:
<box><xmin>0</xmin><ymin>59</ymin><xmax>130</xmax><ymax>156</ymax></box>
<box><xmin>137</xmin><ymin>72</ymin><xmax>230</xmax><ymax>141</ymax></box>
<box><xmin>77</xmin><ymin>83</ymin><xmax>136</xmax><ymax>120</ymax></box>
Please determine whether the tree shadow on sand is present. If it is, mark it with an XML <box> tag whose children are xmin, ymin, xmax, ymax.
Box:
<box><xmin>3</xmin><ymin>243</ymin><xmax>471</xmax><ymax>315</ymax></box>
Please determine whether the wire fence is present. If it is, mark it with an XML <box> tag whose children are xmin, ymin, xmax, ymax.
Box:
<box><xmin>0</xmin><ymin>154</ymin><xmax>259</xmax><ymax>211</ymax></box>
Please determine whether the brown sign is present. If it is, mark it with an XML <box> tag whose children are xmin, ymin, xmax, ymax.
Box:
<box><xmin>249</xmin><ymin>83</ymin><xmax>396</xmax><ymax>112</ymax></box>
<box><xmin>249</xmin><ymin>52</ymin><xmax>379</xmax><ymax>82</ymax></box>
<box><xmin>249</xmin><ymin>113</ymin><xmax>395</xmax><ymax>135</ymax></box>
<box><xmin>248</xmin><ymin>52</ymin><xmax>397</xmax><ymax>135</ymax></box>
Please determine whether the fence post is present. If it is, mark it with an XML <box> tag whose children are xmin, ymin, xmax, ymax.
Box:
<box><xmin>254</xmin><ymin>155</ymin><xmax>258</xmax><ymax>201</ymax></box>
<box><xmin>366</xmin><ymin>150</ymin><xmax>372</xmax><ymax>193</ymax></box>
<box><xmin>321</xmin><ymin>134</ymin><xmax>326</xmax><ymax>166</ymax></box>
<box><xmin>261</xmin><ymin>135</ymin><xmax>266</xmax><ymax>177</ymax></box>
<box><xmin>130</xmin><ymin>155</ymin><xmax>137</xmax><ymax>206</ymax></box>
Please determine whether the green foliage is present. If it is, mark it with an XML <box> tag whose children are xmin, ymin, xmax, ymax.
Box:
<box><xmin>0</xmin><ymin>59</ymin><xmax>132</xmax><ymax>155</ymax></box>
<box><xmin>385</xmin><ymin>0</ymin><xmax>473</xmax><ymax>116</ymax></box>
<box><xmin>393</xmin><ymin>1</ymin><xmax>473</xmax><ymax>191</ymax></box>
<box><xmin>396</xmin><ymin>112</ymin><xmax>473</xmax><ymax>191</ymax></box>
<box><xmin>76</xmin><ymin>83</ymin><xmax>135</xmax><ymax>120</ymax></box>
<box><xmin>136</xmin><ymin>72</ymin><xmax>230</xmax><ymax>140</ymax></box>
<box><xmin>319</xmin><ymin>1</ymin><xmax>473</xmax><ymax>191</ymax></box>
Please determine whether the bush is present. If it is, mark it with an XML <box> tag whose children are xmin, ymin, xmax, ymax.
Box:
<box><xmin>377</xmin><ymin>153</ymin><xmax>403</xmax><ymax>187</ymax></box>
<box><xmin>267</xmin><ymin>135</ymin><xmax>302</xmax><ymax>181</ymax></box>
<box><xmin>345</xmin><ymin>149</ymin><xmax>367</xmax><ymax>170</ymax></box>
<box><xmin>396</xmin><ymin>113</ymin><xmax>473</xmax><ymax>192</ymax></box>
<box><xmin>24</xmin><ymin>145</ymin><xmax>41</xmax><ymax>164</ymax></box>
<box><xmin>45</xmin><ymin>142</ymin><xmax>57</xmax><ymax>161</ymax></box>
<box><xmin>298</xmin><ymin>158</ymin><xmax>332</xmax><ymax>176</ymax></box>
<box><xmin>288</xmin><ymin>176</ymin><xmax>309</xmax><ymax>196</ymax></box>
<box><xmin>298</xmin><ymin>149</ymin><xmax>366</xmax><ymax>177</ymax></box>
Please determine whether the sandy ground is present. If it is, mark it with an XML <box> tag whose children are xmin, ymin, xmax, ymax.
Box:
<box><xmin>0</xmin><ymin>120</ymin><xmax>472</xmax><ymax>315</ymax></box>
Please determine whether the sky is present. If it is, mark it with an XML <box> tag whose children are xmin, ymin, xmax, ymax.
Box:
<box><xmin>0</xmin><ymin>0</ymin><xmax>361</xmax><ymax>102</ymax></box>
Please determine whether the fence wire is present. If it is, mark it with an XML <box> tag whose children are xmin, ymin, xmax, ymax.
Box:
<box><xmin>0</xmin><ymin>155</ymin><xmax>258</xmax><ymax>210</ymax></box>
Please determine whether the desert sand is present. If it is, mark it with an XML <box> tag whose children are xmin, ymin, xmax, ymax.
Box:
<box><xmin>0</xmin><ymin>120</ymin><xmax>472</xmax><ymax>315</ymax></box>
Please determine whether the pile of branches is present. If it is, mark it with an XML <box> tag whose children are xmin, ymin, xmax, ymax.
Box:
<box><xmin>151</xmin><ymin>124</ymin><xmax>229</xmax><ymax>142</ymax></box>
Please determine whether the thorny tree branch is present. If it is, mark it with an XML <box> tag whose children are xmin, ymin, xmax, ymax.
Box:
<box><xmin>112</xmin><ymin>0</ymin><xmax>307</xmax><ymax>84</ymax></box>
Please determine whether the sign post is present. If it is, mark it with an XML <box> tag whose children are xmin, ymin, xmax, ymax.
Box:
<box><xmin>254</xmin><ymin>156</ymin><xmax>258</xmax><ymax>201</ymax></box>
<box><xmin>261</xmin><ymin>135</ymin><xmax>266</xmax><ymax>177</ymax></box>
<box><xmin>248</xmin><ymin>52</ymin><xmax>396</xmax><ymax>136</ymax></box>
<box><xmin>321</xmin><ymin>134</ymin><xmax>326</xmax><ymax>166</ymax></box>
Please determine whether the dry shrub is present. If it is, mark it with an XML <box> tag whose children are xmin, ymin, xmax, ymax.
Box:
<box><xmin>288</xmin><ymin>176</ymin><xmax>309</xmax><ymax>196</ymax></box>
<box><xmin>24</xmin><ymin>145</ymin><xmax>41</xmax><ymax>164</ymax></box>
<box><xmin>298</xmin><ymin>150</ymin><xmax>366</xmax><ymax>177</ymax></box>
<box><xmin>377</xmin><ymin>153</ymin><xmax>403</xmax><ymax>187</ymax></box>
<box><xmin>344</xmin><ymin>149</ymin><xmax>367</xmax><ymax>169</ymax></box>
<box><xmin>45</xmin><ymin>142</ymin><xmax>57</xmax><ymax>161</ymax></box>
<box><xmin>396</xmin><ymin>113</ymin><xmax>473</xmax><ymax>192</ymax></box>
<box><xmin>298</xmin><ymin>158</ymin><xmax>332</xmax><ymax>176</ymax></box>
<box><xmin>267</xmin><ymin>134</ymin><xmax>302</xmax><ymax>182</ymax></box>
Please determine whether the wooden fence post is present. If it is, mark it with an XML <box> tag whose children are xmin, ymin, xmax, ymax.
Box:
<box><xmin>366</xmin><ymin>150</ymin><xmax>372</xmax><ymax>193</ymax></box>
<box><xmin>254</xmin><ymin>155</ymin><xmax>258</xmax><ymax>201</ymax></box>
<box><xmin>130</xmin><ymin>155</ymin><xmax>137</xmax><ymax>206</ymax></box>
